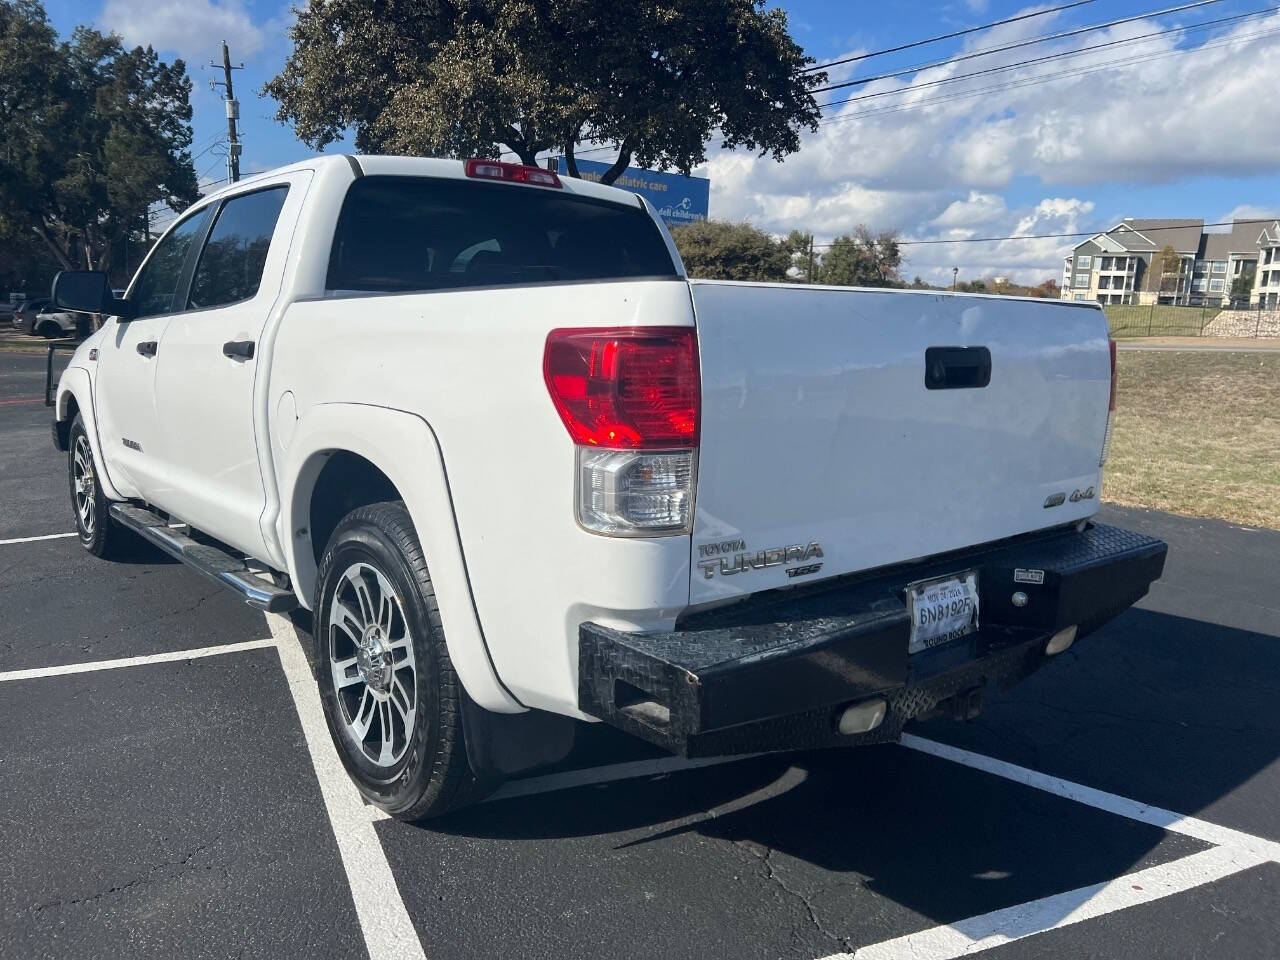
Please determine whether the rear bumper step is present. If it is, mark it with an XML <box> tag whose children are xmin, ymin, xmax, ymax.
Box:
<box><xmin>109</xmin><ymin>503</ymin><xmax>298</xmax><ymax>613</ymax></box>
<box><xmin>579</xmin><ymin>522</ymin><xmax>1166</xmax><ymax>757</ymax></box>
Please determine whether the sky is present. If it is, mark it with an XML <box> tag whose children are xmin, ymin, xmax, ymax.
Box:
<box><xmin>41</xmin><ymin>0</ymin><xmax>1280</xmax><ymax>285</ymax></box>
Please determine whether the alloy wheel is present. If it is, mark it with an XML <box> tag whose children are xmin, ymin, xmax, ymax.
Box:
<box><xmin>72</xmin><ymin>434</ymin><xmax>96</xmax><ymax>536</ymax></box>
<box><xmin>327</xmin><ymin>562</ymin><xmax>418</xmax><ymax>767</ymax></box>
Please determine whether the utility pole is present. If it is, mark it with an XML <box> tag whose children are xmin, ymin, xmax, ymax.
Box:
<box><xmin>210</xmin><ymin>42</ymin><xmax>243</xmax><ymax>183</ymax></box>
<box><xmin>808</xmin><ymin>235</ymin><xmax>815</xmax><ymax>284</ymax></box>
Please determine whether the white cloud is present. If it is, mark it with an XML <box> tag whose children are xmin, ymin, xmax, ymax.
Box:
<box><xmin>100</xmin><ymin>0</ymin><xmax>265</xmax><ymax>64</ymax></box>
<box><xmin>1222</xmin><ymin>204</ymin><xmax>1280</xmax><ymax>223</ymax></box>
<box><xmin>697</xmin><ymin>8</ymin><xmax>1280</xmax><ymax>282</ymax></box>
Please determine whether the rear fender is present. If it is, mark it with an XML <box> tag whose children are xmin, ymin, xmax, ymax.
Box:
<box><xmin>279</xmin><ymin>402</ymin><xmax>523</xmax><ymax>714</ymax></box>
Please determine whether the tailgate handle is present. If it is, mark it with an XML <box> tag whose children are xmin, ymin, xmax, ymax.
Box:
<box><xmin>925</xmin><ymin>346</ymin><xmax>991</xmax><ymax>390</ymax></box>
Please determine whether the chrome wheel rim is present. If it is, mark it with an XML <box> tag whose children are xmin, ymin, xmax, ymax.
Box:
<box><xmin>328</xmin><ymin>562</ymin><xmax>417</xmax><ymax>767</ymax></box>
<box><xmin>72</xmin><ymin>435</ymin><xmax>96</xmax><ymax>536</ymax></box>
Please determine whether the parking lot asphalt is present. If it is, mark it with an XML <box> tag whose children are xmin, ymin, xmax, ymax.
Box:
<box><xmin>2</xmin><ymin>347</ymin><xmax>1278</xmax><ymax>959</ymax></box>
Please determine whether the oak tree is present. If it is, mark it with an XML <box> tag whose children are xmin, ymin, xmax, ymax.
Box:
<box><xmin>266</xmin><ymin>0</ymin><xmax>824</xmax><ymax>184</ymax></box>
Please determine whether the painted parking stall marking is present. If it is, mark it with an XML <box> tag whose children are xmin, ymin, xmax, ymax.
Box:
<box><xmin>0</xmin><ymin>638</ymin><xmax>276</xmax><ymax>683</ymax></box>
<box><xmin>0</xmin><ymin>531</ymin><xmax>77</xmax><ymax>546</ymax></box>
<box><xmin>266</xmin><ymin>612</ymin><xmax>428</xmax><ymax>960</ymax></box>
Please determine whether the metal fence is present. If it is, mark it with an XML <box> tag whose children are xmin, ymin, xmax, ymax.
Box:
<box><xmin>1103</xmin><ymin>301</ymin><xmax>1278</xmax><ymax>339</ymax></box>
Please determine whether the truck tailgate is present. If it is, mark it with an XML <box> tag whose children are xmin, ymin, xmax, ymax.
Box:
<box><xmin>688</xmin><ymin>281</ymin><xmax>1112</xmax><ymax>606</ymax></box>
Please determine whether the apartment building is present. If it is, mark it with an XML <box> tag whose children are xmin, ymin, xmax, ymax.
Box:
<box><xmin>1061</xmin><ymin>218</ymin><xmax>1279</xmax><ymax>308</ymax></box>
<box><xmin>1257</xmin><ymin>221</ymin><xmax>1280</xmax><ymax>311</ymax></box>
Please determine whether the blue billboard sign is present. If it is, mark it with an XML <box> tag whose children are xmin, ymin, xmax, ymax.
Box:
<box><xmin>556</xmin><ymin>158</ymin><xmax>710</xmax><ymax>227</ymax></box>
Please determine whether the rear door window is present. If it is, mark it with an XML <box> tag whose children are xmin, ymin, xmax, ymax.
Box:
<box><xmin>187</xmin><ymin>186</ymin><xmax>289</xmax><ymax>310</ymax></box>
<box><xmin>327</xmin><ymin>176</ymin><xmax>678</xmax><ymax>293</ymax></box>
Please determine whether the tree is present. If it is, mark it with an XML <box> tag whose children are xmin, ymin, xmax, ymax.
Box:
<box><xmin>0</xmin><ymin>0</ymin><xmax>197</xmax><ymax>275</ymax></box>
<box><xmin>818</xmin><ymin>227</ymin><xmax>903</xmax><ymax>287</ymax></box>
<box><xmin>1230</xmin><ymin>263</ymin><xmax>1255</xmax><ymax>304</ymax></box>
<box><xmin>670</xmin><ymin>220</ymin><xmax>793</xmax><ymax>281</ymax></box>
<box><xmin>1145</xmin><ymin>244</ymin><xmax>1182</xmax><ymax>296</ymax></box>
<box><xmin>265</xmin><ymin>0</ymin><xmax>824</xmax><ymax>184</ymax></box>
<box><xmin>783</xmin><ymin>229</ymin><xmax>814</xmax><ymax>281</ymax></box>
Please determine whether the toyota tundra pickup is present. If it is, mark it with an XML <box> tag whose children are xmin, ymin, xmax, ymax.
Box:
<box><xmin>49</xmin><ymin>155</ymin><xmax>1167</xmax><ymax>819</ymax></box>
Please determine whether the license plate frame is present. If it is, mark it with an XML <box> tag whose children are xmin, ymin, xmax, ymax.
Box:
<box><xmin>906</xmin><ymin>569</ymin><xmax>980</xmax><ymax>654</ymax></box>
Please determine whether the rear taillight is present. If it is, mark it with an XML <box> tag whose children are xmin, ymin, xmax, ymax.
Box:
<box><xmin>544</xmin><ymin>327</ymin><xmax>699</xmax><ymax>536</ymax></box>
<box><xmin>1100</xmin><ymin>337</ymin><xmax>1117</xmax><ymax>466</ymax></box>
<box><xmin>464</xmin><ymin>157</ymin><xmax>561</xmax><ymax>188</ymax></box>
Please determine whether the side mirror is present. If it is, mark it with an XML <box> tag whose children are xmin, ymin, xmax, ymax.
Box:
<box><xmin>52</xmin><ymin>270</ymin><xmax>135</xmax><ymax>320</ymax></box>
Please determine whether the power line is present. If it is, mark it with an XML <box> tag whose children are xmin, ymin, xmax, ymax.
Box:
<box><xmin>813</xmin><ymin>1</ymin><xmax>1250</xmax><ymax>96</ymax></box>
<box><xmin>818</xmin><ymin>21</ymin><xmax>1280</xmax><ymax>124</ymax></box>
<box><xmin>814</xmin><ymin>0</ymin><xmax>1231</xmax><ymax>96</ymax></box>
<box><xmin>811</xmin><ymin>220</ymin><xmax>1243</xmax><ymax>249</ymax></box>
<box><xmin>191</xmin><ymin>134</ymin><xmax>228</xmax><ymax>163</ymax></box>
<box><xmin>804</xmin><ymin>0</ymin><xmax>1099</xmax><ymax>73</ymax></box>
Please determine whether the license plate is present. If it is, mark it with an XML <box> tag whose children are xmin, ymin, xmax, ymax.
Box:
<box><xmin>906</xmin><ymin>570</ymin><xmax>980</xmax><ymax>654</ymax></box>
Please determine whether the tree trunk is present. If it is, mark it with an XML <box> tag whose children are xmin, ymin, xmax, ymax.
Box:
<box><xmin>31</xmin><ymin>224</ymin><xmax>74</xmax><ymax>271</ymax></box>
<box><xmin>504</xmin><ymin>126</ymin><xmax>539</xmax><ymax>166</ymax></box>
<box><xmin>563</xmin><ymin>137</ymin><xmax>580</xmax><ymax>179</ymax></box>
<box><xmin>599</xmin><ymin>142</ymin><xmax>633</xmax><ymax>185</ymax></box>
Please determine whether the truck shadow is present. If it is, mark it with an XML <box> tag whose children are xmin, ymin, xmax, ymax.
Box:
<box><xmin>419</xmin><ymin>607</ymin><xmax>1279</xmax><ymax>934</ymax></box>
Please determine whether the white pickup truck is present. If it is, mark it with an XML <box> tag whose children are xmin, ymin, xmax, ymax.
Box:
<box><xmin>51</xmin><ymin>155</ymin><xmax>1166</xmax><ymax>819</ymax></box>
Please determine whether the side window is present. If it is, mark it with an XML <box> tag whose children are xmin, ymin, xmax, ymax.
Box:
<box><xmin>130</xmin><ymin>212</ymin><xmax>207</xmax><ymax>319</ymax></box>
<box><xmin>187</xmin><ymin>186</ymin><xmax>289</xmax><ymax>310</ymax></box>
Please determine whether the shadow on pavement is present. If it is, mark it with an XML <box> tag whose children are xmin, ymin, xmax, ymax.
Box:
<box><xmin>398</xmin><ymin>605</ymin><xmax>1276</xmax><ymax>940</ymax></box>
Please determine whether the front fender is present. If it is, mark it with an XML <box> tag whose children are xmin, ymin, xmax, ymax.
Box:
<box><xmin>278</xmin><ymin>402</ymin><xmax>523</xmax><ymax>714</ymax></box>
<box><xmin>56</xmin><ymin>367</ymin><xmax>127</xmax><ymax>503</ymax></box>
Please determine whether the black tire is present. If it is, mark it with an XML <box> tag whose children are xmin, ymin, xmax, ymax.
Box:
<box><xmin>39</xmin><ymin>320</ymin><xmax>61</xmax><ymax>339</ymax></box>
<box><xmin>314</xmin><ymin>501</ymin><xmax>488</xmax><ymax>819</ymax></box>
<box><xmin>67</xmin><ymin>415</ymin><xmax>121</xmax><ymax>558</ymax></box>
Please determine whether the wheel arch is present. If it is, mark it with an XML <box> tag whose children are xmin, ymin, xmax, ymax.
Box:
<box><xmin>56</xmin><ymin>369</ymin><xmax>127</xmax><ymax>502</ymax></box>
<box><xmin>279</xmin><ymin>402</ymin><xmax>523</xmax><ymax>714</ymax></box>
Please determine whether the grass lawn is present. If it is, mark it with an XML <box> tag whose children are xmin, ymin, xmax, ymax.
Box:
<box><xmin>1104</xmin><ymin>303</ymin><xmax>1220</xmax><ymax>338</ymax></box>
<box><xmin>1105</xmin><ymin>351</ymin><xmax>1280</xmax><ymax>529</ymax></box>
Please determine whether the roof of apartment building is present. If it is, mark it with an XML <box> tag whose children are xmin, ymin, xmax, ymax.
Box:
<box><xmin>1198</xmin><ymin>220</ymin><xmax>1274</xmax><ymax>261</ymax></box>
<box><xmin>1066</xmin><ymin>218</ymin><xmax>1204</xmax><ymax>261</ymax></box>
<box><xmin>1113</xmin><ymin>219</ymin><xmax>1205</xmax><ymax>253</ymax></box>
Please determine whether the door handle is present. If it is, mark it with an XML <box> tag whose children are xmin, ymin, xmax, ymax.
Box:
<box><xmin>136</xmin><ymin>340</ymin><xmax>158</xmax><ymax>357</ymax></box>
<box><xmin>222</xmin><ymin>340</ymin><xmax>255</xmax><ymax>360</ymax></box>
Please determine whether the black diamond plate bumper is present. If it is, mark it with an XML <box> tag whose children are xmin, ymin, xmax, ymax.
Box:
<box><xmin>578</xmin><ymin>522</ymin><xmax>1167</xmax><ymax>757</ymax></box>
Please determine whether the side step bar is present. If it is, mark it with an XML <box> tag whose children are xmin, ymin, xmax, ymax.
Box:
<box><xmin>109</xmin><ymin>503</ymin><xmax>298</xmax><ymax>613</ymax></box>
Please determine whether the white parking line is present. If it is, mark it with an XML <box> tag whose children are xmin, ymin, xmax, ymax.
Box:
<box><xmin>266</xmin><ymin>612</ymin><xmax>428</xmax><ymax>960</ymax></box>
<box><xmin>0</xmin><ymin>638</ymin><xmax>276</xmax><ymax>683</ymax></box>
<box><xmin>845</xmin><ymin>845</ymin><xmax>1270</xmax><ymax>960</ymax></box>
<box><xmin>900</xmin><ymin>734</ymin><xmax>1280</xmax><ymax>861</ymax></box>
<box><xmin>0</xmin><ymin>532</ymin><xmax>76</xmax><ymax>546</ymax></box>
<box><xmin>824</xmin><ymin>735</ymin><xmax>1280</xmax><ymax>960</ymax></box>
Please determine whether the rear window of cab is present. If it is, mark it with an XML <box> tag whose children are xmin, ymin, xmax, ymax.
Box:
<box><xmin>326</xmin><ymin>175</ymin><xmax>679</xmax><ymax>293</ymax></box>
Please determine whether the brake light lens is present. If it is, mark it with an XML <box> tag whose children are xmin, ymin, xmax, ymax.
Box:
<box><xmin>544</xmin><ymin>327</ymin><xmax>700</xmax><ymax>536</ymax></box>
<box><xmin>543</xmin><ymin>327</ymin><xmax>699</xmax><ymax>449</ymax></box>
<box><xmin>464</xmin><ymin>157</ymin><xmax>561</xmax><ymax>188</ymax></box>
<box><xmin>1100</xmin><ymin>337</ymin><xmax>1117</xmax><ymax>466</ymax></box>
